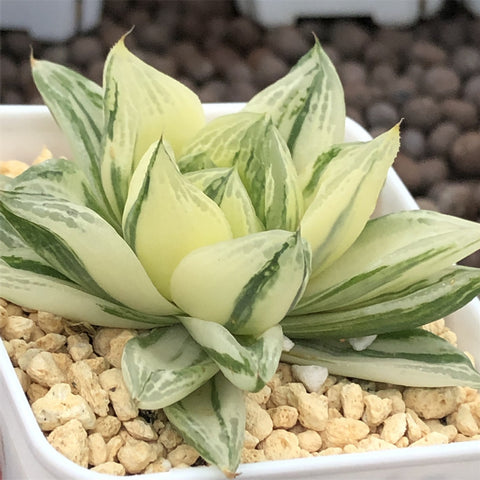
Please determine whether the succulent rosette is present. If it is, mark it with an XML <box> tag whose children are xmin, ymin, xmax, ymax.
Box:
<box><xmin>1</xmin><ymin>37</ymin><xmax>480</xmax><ymax>476</ymax></box>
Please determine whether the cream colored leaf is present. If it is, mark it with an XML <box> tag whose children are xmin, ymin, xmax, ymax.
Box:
<box><xmin>122</xmin><ymin>140</ymin><xmax>233</xmax><ymax>300</ymax></box>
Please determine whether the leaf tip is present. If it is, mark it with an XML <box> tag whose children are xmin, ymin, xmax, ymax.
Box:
<box><xmin>114</xmin><ymin>27</ymin><xmax>135</xmax><ymax>53</ymax></box>
<box><xmin>222</xmin><ymin>468</ymin><xmax>240</xmax><ymax>479</ymax></box>
<box><xmin>29</xmin><ymin>47</ymin><xmax>37</xmax><ymax>68</ymax></box>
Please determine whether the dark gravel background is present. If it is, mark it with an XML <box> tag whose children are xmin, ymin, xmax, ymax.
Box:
<box><xmin>1</xmin><ymin>0</ymin><xmax>480</xmax><ymax>266</ymax></box>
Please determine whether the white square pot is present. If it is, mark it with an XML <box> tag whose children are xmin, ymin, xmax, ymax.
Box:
<box><xmin>0</xmin><ymin>104</ymin><xmax>479</xmax><ymax>479</ymax></box>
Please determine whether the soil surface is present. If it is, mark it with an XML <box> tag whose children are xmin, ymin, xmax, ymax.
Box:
<box><xmin>1</xmin><ymin>0</ymin><xmax>479</xmax><ymax>265</ymax></box>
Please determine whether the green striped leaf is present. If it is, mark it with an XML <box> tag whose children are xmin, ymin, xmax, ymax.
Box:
<box><xmin>301</xmin><ymin>145</ymin><xmax>342</xmax><ymax>207</ymax></box>
<box><xmin>296</xmin><ymin>210</ymin><xmax>480</xmax><ymax>314</ymax></box>
<box><xmin>0</xmin><ymin>210</ymin><xmax>66</xmax><ymax>280</ymax></box>
<box><xmin>122</xmin><ymin>325</ymin><xmax>218</xmax><ymax>409</ymax></box>
<box><xmin>301</xmin><ymin>124</ymin><xmax>400</xmax><ymax>273</ymax></box>
<box><xmin>243</xmin><ymin>39</ymin><xmax>345</xmax><ymax>178</ymax></box>
<box><xmin>171</xmin><ymin>230</ymin><xmax>311</xmax><ymax>336</ymax></box>
<box><xmin>179</xmin><ymin>112</ymin><xmax>304</xmax><ymax>231</ymax></box>
<box><xmin>122</xmin><ymin>139</ymin><xmax>233</xmax><ymax>300</ymax></box>
<box><xmin>0</xmin><ymin>260</ymin><xmax>174</xmax><ymax>329</ymax></box>
<box><xmin>282</xmin><ymin>329</ymin><xmax>480</xmax><ymax>388</ymax></box>
<box><xmin>7</xmin><ymin>158</ymin><xmax>103</xmax><ymax>214</ymax></box>
<box><xmin>103</xmin><ymin>37</ymin><xmax>205</xmax><ymax>165</ymax></box>
<box><xmin>0</xmin><ymin>191</ymin><xmax>178</xmax><ymax>315</ymax></box>
<box><xmin>283</xmin><ymin>265</ymin><xmax>480</xmax><ymax>339</ymax></box>
<box><xmin>178</xmin><ymin>112</ymin><xmax>258</xmax><ymax>172</ymax></box>
<box><xmin>164</xmin><ymin>373</ymin><xmax>245</xmax><ymax>477</ymax></box>
<box><xmin>31</xmin><ymin>58</ymin><xmax>104</xmax><ymax>194</ymax></box>
<box><xmin>185</xmin><ymin>168</ymin><xmax>264</xmax><ymax>237</ymax></box>
<box><xmin>100</xmin><ymin>75</ymin><xmax>137</xmax><ymax>221</ymax></box>
<box><xmin>181</xmin><ymin>317</ymin><xmax>283</xmax><ymax>392</ymax></box>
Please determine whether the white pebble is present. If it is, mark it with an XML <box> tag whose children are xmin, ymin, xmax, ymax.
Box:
<box><xmin>348</xmin><ymin>335</ymin><xmax>377</xmax><ymax>351</ymax></box>
<box><xmin>291</xmin><ymin>365</ymin><xmax>329</xmax><ymax>393</ymax></box>
<box><xmin>282</xmin><ymin>336</ymin><xmax>295</xmax><ymax>352</ymax></box>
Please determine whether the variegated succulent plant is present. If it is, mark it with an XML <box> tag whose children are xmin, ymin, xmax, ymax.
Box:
<box><xmin>1</xmin><ymin>37</ymin><xmax>480</xmax><ymax>476</ymax></box>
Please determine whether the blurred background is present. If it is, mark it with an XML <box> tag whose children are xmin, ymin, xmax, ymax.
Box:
<box><xmin>1</xmin><ymin>0</ymin><xmax>479</xmax><ymax>266</ymax></box>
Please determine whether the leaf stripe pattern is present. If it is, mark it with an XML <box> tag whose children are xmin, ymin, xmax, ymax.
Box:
<box><xmin>0</xmin><ymin>191</ymin><xmax>178</xmax><ymax>315</ymax></box>
<box><xmin>186</xmin><ymin>168</ymin><xmax>264</xmax><ymax>238</ymax></box>
<box><xmin>31</xmin><ymin>59</ymin><xmax>104</xmax><ymax>189</ymax></box>
<box><xmin>225</xmin><ymin>237</ymin><xmax>293</xmax><ymax>333</ymax></box>
<box><xmin>0</xmin><ymin>260</ymin><xmax>175</xmax><ymax>328</ymax></box>
<box><xmin>181</xmin><ymin>317</ymin><xmax>283</xmax><ymax>392</ymax></box>
<box><xmin>300</xmin><ymin>124</ymin><xmax>400</xmax><ymax>273</ymax></box>
<box><xmin>171</xmin><ymin>230</ymin><xmax>311</xmax><ymax>336</ymax></box>
<box><xmin>283</xmin><ymin>329</ymin><xmax>480</xmax><ymax>388</ymax></box>
<box><xmin>244</xmin><ymin>38</ymin><xmax>345</xmax><ymax>178</ymax></box>
<box><xmin>122</xmin><ymin>326</ymin><xmax>218</xmax><ymax>409</ymax></box>
<box><xmin>164</xmin><ymin>373</ymin><xmax>245</xmax><ymax>477</ymax></box>
<box><xmin>283</xmin><ymin>266</ymin><xmax>480</xmax><ymax>338</ymax></box>
<box><xmin>179</xmin><ymin>113</ymin><xmax>303</xmax><ymax>232</ymax></box>
<box><xmin>297</xmin><ymin>210</ymin><xmax>480</xmax><ymax>314</ymax></box>
<box><xmin>0</xmin><ymin>210</ymin><xmax>67</xmax><ymax>280</ymax></box>
<box><xmin>122</xmin><ymin>140</ymin><xmax>159</xmax><ymax>251</ymax></box>
<box><xmin>123</xmin><ymin>139</ymin><xmax>232</xmax><ymax>300</ymax></box>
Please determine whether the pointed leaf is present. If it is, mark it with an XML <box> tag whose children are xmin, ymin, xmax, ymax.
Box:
<box><xmin>0</xmin><ymin>260</ymin><xmax>175</xmax><ymax>329</ymax></box>
<box><xmin>122</xmin><ymin>326</ymin><xmax>218</xmax><ymax>409</ymax></box>
<box><xmin>122</xmin><ymin>140</ymin><xmax>233</xmax><ymax>300</ymax></box>
<box><xmin>171</xmin><ymin>230</ymin><xmax>311</xmax><ymax>336</ymax></box>
<box><xmin>182</xmin><ymin>317</ymin><xmax>283</xmax><ymax>392</ymax></box>
<box><xmin>179</xmin><ymin>112</ymin><xmax>304</xmax><ymax>231</ymax></box>
<box><xmin>282</xmin><ymin>329</ymin><xmax>480</xmax><ymax>389</ymax></box>
<box><xmin>185</xmin><ymin>168</ymin><xmax>264</xmax><ymax>237</ymax></box>
<box><xmin>103</xmin><ymin>37</ymin><xmax>205</xmax><ymax>164</ymax></box>
<box><xmin>164</xmin><ymin>373</ymin><xmax>245</xmax><ymax>477</ymax></box>
<box><xmin>0</xmin><ymin>191</ymin><xmax>178</xmax><ymax>315</ymax></box>
<box><xmin>244</xmin><ymin>39</ymin><xmax>345</xmax><ymax>177</ymax></box>
<box><xmin>31</xmin><ymin>58</ymin><xmax>104</xmax><ymax>193</ymax></box>
<box><xmin>297</xmin><ymin>210</ymin><xmax>480</xmax><ymax>314</ymax></box>
<box><xmin>283</xmin><ymin>266</ymin><xmax>480</xmax><ymax>339</ymax></box>
<box><xmin>301</xmin><ymin>124</ymin><xmax>400</xmax><ymax>273</ymax></box>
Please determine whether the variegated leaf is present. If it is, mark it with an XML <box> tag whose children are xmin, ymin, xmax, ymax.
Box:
<box><xmin>301</xmin><ymin>124</ymin><xmax>400</xmax><ymax>273</ymax></box>
<box><xmin>103</xmin><ymin>36</ymin><xmax>205</xmax><ymax>165</ymax></box>
<box><xmin>0</xmin><ymin>260</ymin><xmax>174</xmax><ymax>328</ymax></box>
<box><xmin>0</xmin><ymin>210</ymin><xmax>66</xmax><ymax>280</ymax></box>
<box><xmin>171</xmin><ymin>230</ymin><xmax>311</xmax><ymax>336</ymax></box>
<box><xmin>31</xmin><ymin>58</ymin><xmax>104</xmax><ymax>194</ymax></box>
<box><xmin>0</xmin><ymin>191</ymin><xmax>178</xmax><ymax>315</ymax></box>
<box><xmin>243</xmin><ymin>39</ymin><xmax>345</xmax><ymax>178</ymax></box>
<box><xmin>7</xmin><ymin>158</ymin><xmax>106</xmax><ymax>217</ymax></box>
<box><xmin>296</xmin><ymin>210</ymin><xmax>480</xmax><ymax>314</ymax></box>
<box><xmin>300</xmin><ymin>145</ymin><xmax>342</xmax><ymax>207</ymax></box>
<box><xmin>185</xmin><ymin>168</ymin><xmax>264</xmax><ymax>237</ymax></box>
<box><xmin>100</xmin><ymin>75</ymin><xmax>137</xmax><ymax>221</ymax></box>
<box><xmin>122</xmin><ymin>325</ymin><xmax>218</xmax><ymax>409</ymax></box>
<box><xmin>123</xmin><ymin>139</ymin><xmax>233</xmax><ymax>300</ymax></box>
<box><xmin>178</xmin><ymin>112</ymin><xmax>258</xmax><ymax>172</ymax></box>
<box><xmin>164</xmin><ymin>373</ymin><xmax>245</xmax><ymax>478</ymax></box>
<box><xmin>283</xmin><ymin>265</ymin><xmax>480</xmax><ymax>339</ymax></box>
<box><xmin>180</xmin><ymin>112</ymin><xmax>304</xmax><ymax>231</ymax></box>
<box><xmin>282</xmin><ymin>329</ymin><xmax>480</xmax><ymax>389</ymax></box>
<box><xmin>181</xmin><ymin>317</ymin><xmax>283</xmax><ymax>392</ymax></box>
